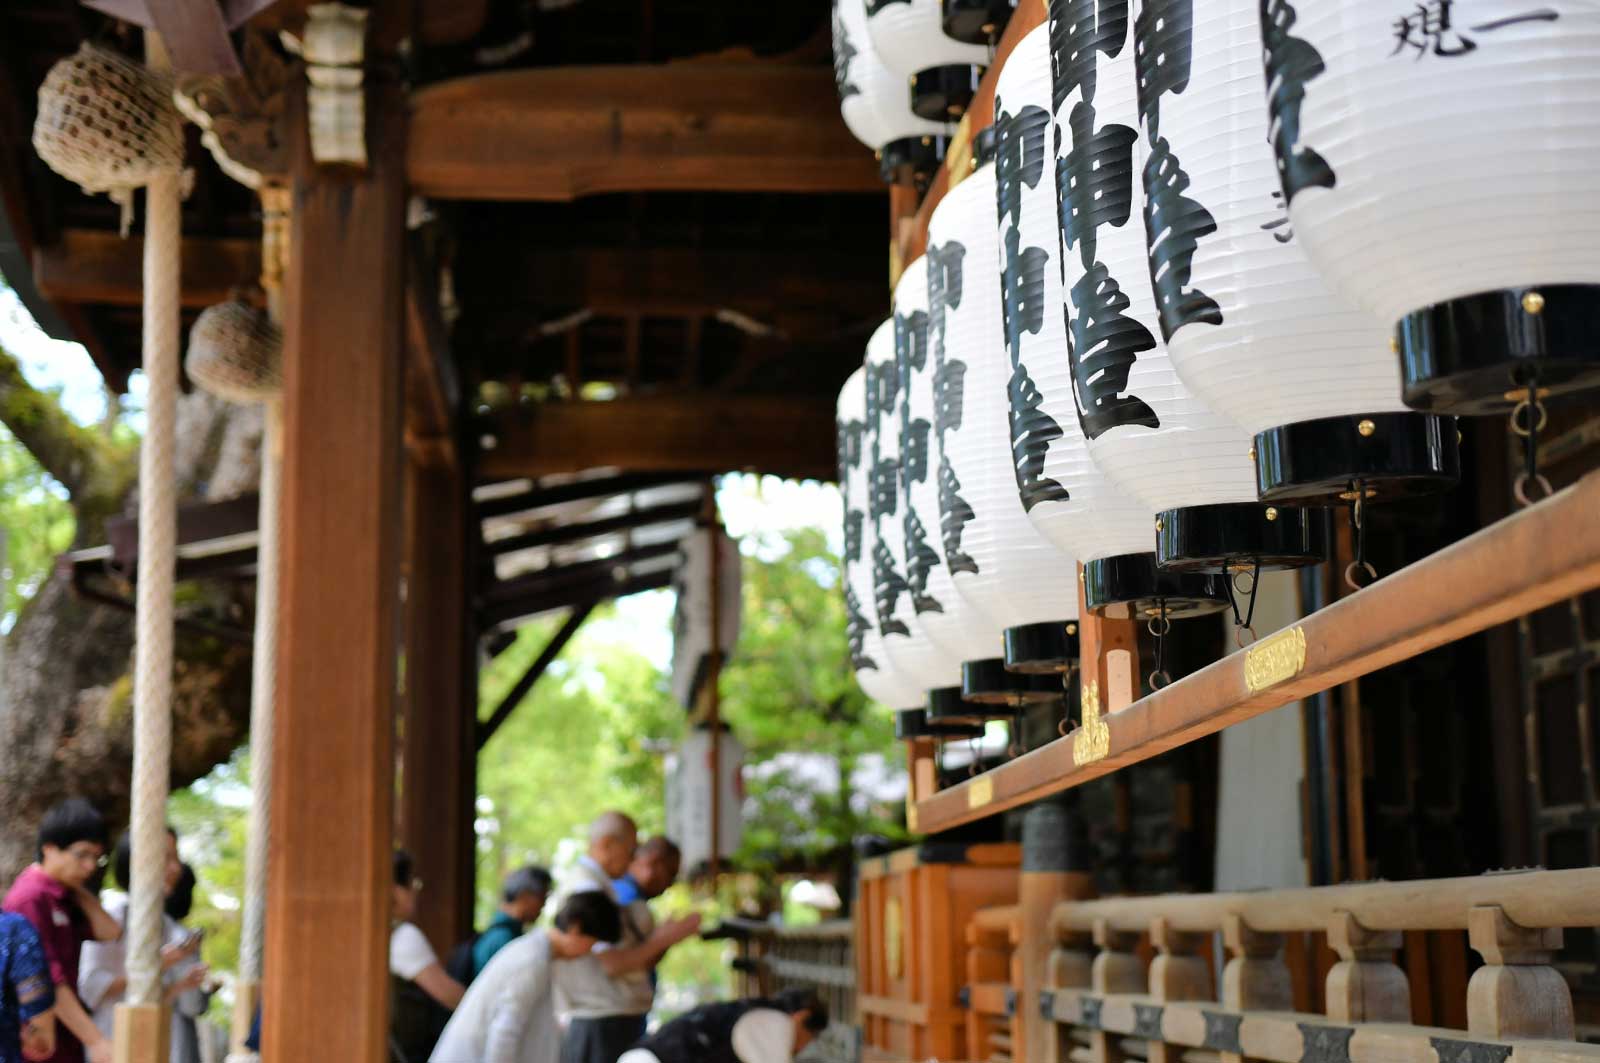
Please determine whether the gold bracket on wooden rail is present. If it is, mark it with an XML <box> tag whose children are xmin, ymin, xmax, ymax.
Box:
<box><xmin>1243</xmin><ymin>625</ymin><xmax>1306</xmax><ymax>693</ymax></box>
<box><xmin>1073</xmin><ymin>680</ymin><xmax>1110</xmax><ymax>766</ymax></box>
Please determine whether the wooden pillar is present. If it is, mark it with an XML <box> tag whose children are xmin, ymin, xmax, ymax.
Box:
<box><xmin>1324</xmin><ymin>911</ymin><xmax>1408</xmax><ymax>1023</ymax></box>
<box><xmin>1220</xmin><ymin>915</ymin><xmax>1292</xmax><ymax>1063</ymax></box>
<box><xmin>401</xmin><ymin>458</ymin><xmax>474</xmax><ymax>951</ymax></box>
<box><xmin>1090</xmin><ymin>921</ymin><xmax>1143</xmax><ymax>1063</ymax></box>
<box><xmin>1022</xmin><ymin>800</ymin><xmax>1094</xmax><ymax>1063</ymax></box>
<box><xmin>262</xmin><ymin>65</ymin><xmax>407</xmax><ymax>1063</ymax></box>
<box><xmin>1465</xmin><ymin>905</ymin><xmax>1574</xmax><ymax>1040</ymax></box>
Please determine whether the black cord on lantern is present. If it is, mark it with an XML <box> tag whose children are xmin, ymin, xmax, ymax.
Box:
<box><xmin>1512</xmin><ymin>379</ymin><xmax>1553</xmax><ymax>507</ymax></box>
<box><xmin>1148</xmin><ymin>600</ymin><xmax>1173</xmax><ymax>692</ymax></box>
<box><xmin>1057</xmin><ymin>669</ymin><xmax>1076</xmax><ymax>737</ymax></box>
<box><xmin>1224</xmin><ymin>559</ymin><xmax>1262</xmax><ymax>646</ymax></box>
<box><xmin>1344</xmin><ymin>492</ymin><xmax>1377</xmax><ymax>591</ymax></box>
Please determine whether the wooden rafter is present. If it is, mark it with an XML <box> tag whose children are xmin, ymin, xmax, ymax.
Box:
<box><xmin>474</xmin><ymin>472</ymin><xmax>701</xmax><ymax>519</ymax></box>
<box><xmin>408</xmin><ymin>64</ymin><xmax>881</xmax><ymax>200</ymax></box>
<box><xmin>479</xmin><ymin>394</ymin><xmax>837</xmax><ymax>482</ymax></box>
<box><xmin>476</xmin><ymin>601</ymin><xmax>594</xmax><ymax>749</ymax></box>
<box><xmin>33</xmin><ymin>228</ymin><xmax>258</xmax><ymax>307</ymax></box>
<box><xmin>486</xmin><ymin>497</ymin><xmax>701</xmax><ymax>558</ymax></box>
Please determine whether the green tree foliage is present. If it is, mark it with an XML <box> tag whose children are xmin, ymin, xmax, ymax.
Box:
<box><xmin>0</xmin><ymin>425</ymin><xmax>75</xmax><ymax>632</ymax></box>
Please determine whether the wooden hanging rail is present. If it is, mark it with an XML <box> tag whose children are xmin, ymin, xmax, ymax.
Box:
<box><xmin>912</xmin><ymin>468</ymin><xmax>1600</xmax><ymax>835</ymax></box>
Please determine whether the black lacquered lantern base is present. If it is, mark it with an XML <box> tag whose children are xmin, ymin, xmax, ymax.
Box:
<box><xmin>941</xmin><ymin>0</ymin><xmax>1017</xmax><ymax>44</ymax></box>
<box><xmin>1001</xmin><ymin>621</ymin><xmax>1079</xmax><ymax>675</ymax></box>
<box><xmin>895</xmin><ymin>708</ymin><xmax>984</xmax><ymax>742</ymax></box>
<box><xmin>1155</xmin><ymin>502</ymin><xmax>1329</xmax><ymax>575</ymax></box>
<box><xmin>878</xmin><ymin>134</ymin><xmax>952</xmax><ymax>191</ymax></box>
<box><xmin>1397</xmin><ymin>285</ymin><xmax>1600</xmax><ymax>416</ymax></box>
<box><xmin>909</xmin><ymin>64</ymin><xmax>984</xmax><ymax>121</ymax></box>
<box><xmin>961</xmin><ymin>657</ymin><xmax>1061</xmax><ymax>705</ymax></box>
<box><xmin>1254</xmin><ymin>412</ymin><xmax>1460</xmax><ymax>504</ymax></box>
<box><xmin>1083</xmin><ymin>552</ymin><xmax>1229</xmax><ymax>620</ymax></box>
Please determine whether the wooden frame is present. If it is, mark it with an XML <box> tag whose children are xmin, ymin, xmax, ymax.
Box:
<box><xmin>912</xmin><ymin>470</ymin><xmax>1600</xmax><ymax>835</ymax></box>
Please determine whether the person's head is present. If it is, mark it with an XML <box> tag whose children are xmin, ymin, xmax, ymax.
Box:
<box><xmin>166</xmin><ymin>862</ymin><xmax>197</xmax><ymax>922</ymax></box>
<box><xmin>113</xmin><ymin>827</ymin><xmax>183</xmax><ymax>898</ymax></box>
<box><xmin>500</xmin><ymin>865</ymin><xmax>552</xmax><ymax>925</ymax></box>
<box><xmin>547</xmin><ymin>891</ymin><xmax>623</xmax><ymax>959</ymax></box>
<box><xmin>587</xmin><ymin>811</ymin><xmax>638</xmax><ymax>879</ymax></box>
<box><xmin>392</xmin><ymin>850</ymin><xmax>421</xmax><ymax>924</ymax></box>
<box><xmin>36</xmin><ymin>798</ymin><xmax>108</xmax><ymax>889</ymax></box>
<box><xmin>627</xmin><ymin>837</ymin><xmax>681</xmax><ymax>900</ymax></box>
<box><xmin>772</xmin><ymin>987</ymin><xmax>829</xmax><ymax>1053</ymax></box>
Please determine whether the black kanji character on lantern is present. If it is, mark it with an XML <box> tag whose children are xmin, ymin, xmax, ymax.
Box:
<box><xmin>1057</xmin><ymin>104</ymin><xmax>1138</xmax><ymax>270</ymax></box>
<box><xmin>845</xmin><ymin>584</ymin><xmax>876</xmax><ymax>671</ymax></box>
<box><xmin>1048</xmin><ymin>0</ymin><xmax>1131</xmax><ymax>114</ymax></box>
<box><xmin>832</xmin><ymin>1</ymin><xmax>861</xmax><ymax>100</ymax></box>
<box><xmin>872</xmin><ymin>536</ymin><xmax>910</xmax><ymax>637</ymax></box>
<box><xmin>1133</xmin><ymin>0</ymin><xmax>1195</xmax><ymax>140</ymax></box>
<box><xmin>1143</xmin><ymin>135</ymin><xmax>1221</xmax><ymax>341</ymax></box>
<box><xmin>927</xmin><ymin>239</ymin><xmax>978</xmax><ymax>576</ymax></box>
<box><xmin>901</xmin><ymin>416</ymin><xmax>931</xmax><ymax>499</ymax></box>
<box><xmin>844</xmin><ymin>508</ymin><xmax>864</xmax><ymax>566</ymax></box>
<box><xmin>903</xmin><ymin>504</ymin><xmax>943</xmax><ymax>614</ymax></box>
<box><xmin>1262</xmin><ymin>0</ymin><xmax>1337</xmax><ymax>204</ymax></box>
<box><xmin>1392</xmin><ymin>1</ymin><xmax>1477</xmax><ymax>57</ymax></box>
<box><xmin>1009</xmin><ymin>361</ymin><xmax>1072</xmax><ymax>511</ymax></box>
<box><xmin>994</xmin><ymin>99</ymin><xmax>1050</xmax><ymax>231</ymax></box>
<box><xmin>865</xmin><ymin>0</ymin><xmax>910</xmax><ymax>13</ymax></box>
<box><xmin>1069</xmin><ymin>261</ymin><xmax>1160</xmax><ymax>439</ymax></box>
<box><xmin>1000</xmin><ymin>227</ymin><xmax>1050</xmax><ymax>369</ymax></box>
<box><xmin>1260</xmin><ymin>190</ymin><xmax>1293</xmax><ymax>243</ymax></box>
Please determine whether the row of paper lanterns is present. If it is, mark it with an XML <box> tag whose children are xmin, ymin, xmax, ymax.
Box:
<box><xmin>835</xmin><ymin>0</ymin><xmax>1600</xmax><ymax>718</ymax></box>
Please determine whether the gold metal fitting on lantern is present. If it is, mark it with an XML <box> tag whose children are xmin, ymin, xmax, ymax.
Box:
<box><xmin>1066</xmin><ymin>623</ymin><xmax>1078</xmax><ymax>636</ymax></box>
<box><xmin>1389</xmin><ymin>336</ymin><xmax>1400</xmax><ymax>354</ymax></box>
<box><xmin>1357</xmin><ymin>419</ymin><xmax>1376</xmax><ymax>437</ymax></box>
<box><xmin>1248</xmin><ymin>446</ymin><xmax>1256</xmax><ymax>460</ymax></box>
<box><xmin>1155</xmin><ymin>517</ymin><xmax>1164</xmax><ymax>532</ymax></box>
<box><xmin>1265</xmin><ymin>507</ymin><xmax>1279</xmax><ymax>521</ymax></box>
<box><xmin>1522</xmin><ymin>290</ymin><xmax>1546</xmax><ymax>315</ymax></box>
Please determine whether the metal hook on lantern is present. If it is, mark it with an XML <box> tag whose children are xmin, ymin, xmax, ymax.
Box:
<box><xmin>1224</xmin><ymin>558</ymin><xmax>1263</xmax><ymax>647</ymax></box>
<box><xmin>1344</xmin><ymin>492</ymin><xmax>1379</xmax><ymax>592</ymax></box>
<box><xmin>1147</xmin><ymin>602</ymin><xmax>1173</xmax><ymax>692</ymax></box>
<box><xmin>1511</xmin><ymin>381</ymin><xmax>1554</xmax><ymax>508</ymax></box>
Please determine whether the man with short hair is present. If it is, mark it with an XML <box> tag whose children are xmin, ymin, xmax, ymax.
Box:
<box><xmin>610</xmin><ymin>838</ymin><xmax>680</xmax><ymax>994</ymax></box>
<box><xmin>471</xmin><ymin>866</ymin><xmax>553</xmax><ymax>978</ymax></box>
<box><xmin>390</xmin><ymin>850</ymin><xmax>465</xmax><ymax>1063</ymax></box>
<box><xmin>2</xmin><ymin>799</ymin><xmax>121</xmax><ymax>1063</ymax></box>
<box><xmin>430</xmin><ymin>892</ymin><xmax>623</xmax><ymax>1063</ymax></box>
<box><xmin>618</xmin><ymin>988</ymin><xmax>829</xmax><ymax>1063</ymax></box>
<box><xmin>558</xmin><ymin>814</ymin><xmax>700</xmax><ymax>1063</ymax></box>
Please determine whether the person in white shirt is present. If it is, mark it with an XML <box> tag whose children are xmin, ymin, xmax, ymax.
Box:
<box><xmin>615</xmin><ymin>988</ymin><xmax>828</xmax><ymax>1063</ymax></box>
<box><xmin>557</xmin><ymin>813</ymin><xmax>700</xmax><ymax>1063</ymax></box>
<box><xmin>78</xmin><ymin>829</ymin><xmax>211</xmax><ymax>1063</ymax></box>
<box><xmin>430</xmin><ymin>892</ymin><xmax>622</xmax><ymax>1063</ymax></box>
<box><xmin>391</xmin><ymin>850</ymin><xmax>467</xmax><ymax>1063</ymax></box>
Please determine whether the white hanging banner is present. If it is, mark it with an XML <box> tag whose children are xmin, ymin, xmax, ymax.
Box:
<box><xmin>665</xmin><ymin>728</ymin><xmax>745</xmax><ymax>876</ymax></box>
<box><xmin>670</xmin><ymin>525</ymin><xmax>741</xmax><ymax>709</ymax></box>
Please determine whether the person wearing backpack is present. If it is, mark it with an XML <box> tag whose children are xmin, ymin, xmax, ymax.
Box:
<box><xmin>444</xmin><ymin>866</ymin><xmax>552</xmax><ymax>985</ymax></box>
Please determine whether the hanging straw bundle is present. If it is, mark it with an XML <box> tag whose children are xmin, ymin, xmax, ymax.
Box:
<box><xmin>186</xmin><ymin>297</ymin><xmax>283</xmax><ymax>404</ymax></box>
<box><xmin>32</xmin><ymin>42</ymin><xmax>186</xmax><ymax>233</ymax></box>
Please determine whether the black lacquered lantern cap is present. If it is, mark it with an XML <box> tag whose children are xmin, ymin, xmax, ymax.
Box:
<box><xmin>1083</xmin><ymin>552</ymin><xmax>1229</xmax><ymax>620</ymax></box>
<box><xmin>962</xmin><ymin>657</ymin><xmax>1062</xmax><ymax>705</ymax></box>
<box><xmin>894</xmin><ymin>708</ymin><xmax>984</xmax><ymax>742</ymax></box>
<box><xmin>1155</xmin><ymin>502</ymin><xmax>1330</xmax><ymax>575</ymax></box>
<box><xmin>941</xmin><ymin>0</ymin><xmax>1017</xmax><ymax>44</ymax></box>
<box><xmin>927</xmin><ymin>683</ymin><xmax>1030</xmax><ymax>725</ymax></box>
<box><xmin>1254</xmin><ymin>412</ymin><xmax>1460</xmax><ymax>505</ymax></box>
<box><xmin>1397</xmin><ymin>285</ymin><xmax>1600</xmax><ymax>416</ymax></box>
<box><xmin>909</xmin><ymin>64</ymin><xmax>984</xmax><ymax>122</ymax></box>
<box><xmin>877</xmin><ymin>134</ymin><xmax>953</xmax><ymax>191</ymax></box>
<box><xmin>1001</xmin><ymin>621</ymin><xmax>1079</xmax><ymax>675</ymax></box>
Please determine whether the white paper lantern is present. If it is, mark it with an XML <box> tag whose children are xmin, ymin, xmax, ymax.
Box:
<box><xmin>1134</xmin><ymin>0</ymin><xmax>1456</xmax><ymax>504</ymax></box>
<box><xmin>839</xmin><ymin>365</ymin><xmax>924</xmax><ymax>711</ymax></box>
<box><xmin>835</xmin><ymin>0</ymin><xmax>948</xmax><ymax>155</ymax></box>
<box><xmin>867</xmin><ymin>307</ymin><xmax>964</xmax><ymax>695</ymax></box>
<box><xmin>867</xmin><ymin>0</ymin><xmax>993</xmax><ymax>120</ymax></box>
<box><xmin>992</xmin><ymin>25</ymin><xmax>1154</xmax><ymax>581</ymax></box>
<box><xmin>925</xmin><ymin>155</ymin><xmax>1084</xmax><ymax>673</ymax></box>
<box><xmin>1271</xmin><ymin>0</ymin><xmax>1600</xmax><ymax>414</ymax></box>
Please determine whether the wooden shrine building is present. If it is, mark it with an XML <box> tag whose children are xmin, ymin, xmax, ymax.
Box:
<box><xmin>5</xmin><ymin>1</ymin><xmax>1600</xmax><ymax>1062</ymax></box>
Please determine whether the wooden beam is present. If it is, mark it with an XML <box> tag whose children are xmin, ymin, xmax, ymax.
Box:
<box><xmin>476</xmin><ymin>602</ymin><xmax>594</xmax><ymax>749</ymax></box>
<box><xmin>401</xmin><ymin>459</ymin><xmax>473</xmax><ymax>952</ymax></box>
<box><xmin>404</xmin><ymin>237</ymin><xmax>460</xmax><ymax>470</ymax></box>
<box><xmin>263</xmin><ymin>68</ymin><xmax>406</xmax><ymax>1063</ymax></box>
<box><xmin>484</xmin><ymin>568</ymin><xmax>675</xmax><ymax>628</ymax></box>
<box><xmin>249</xmin><ymin>0</ymin><xmax>487</xmax><ymax>46</ymax></box>
<box><xmin>33</xmin><ymin>228</ymin><xmax>258</xmax><ymax>308</ymax></box>
<box><xmin>479</xmin><ymin>541</ymin><xmax>682</xmax><ymax>626</ymax></box>
<box><xmin>81</xmin><ymin>0</ymin><xmax>244</xmax><ymax>74</ymax></box>
<box><xmin>486</xmin><ymin>497</ymin><xmax>701</xmax><ymax>557</ymax></box>
<box><xmin>479</xmin><ymin>394</ymin><xmax>838</xmax><ymax>482</ymax></box>
<box><xmin>914</xmin><ymin>469</ymin><xmax>1600</xmax><ymax>835</ymax></box>
<box><xmin>475</xmin><ymin>471</ymin><xmax>701</xmax><ymax>520</ymax></box>
<box><xmin>408</xmin><ymin>65</ymin><xmax>882</xmax><ymax>200</ymax></box>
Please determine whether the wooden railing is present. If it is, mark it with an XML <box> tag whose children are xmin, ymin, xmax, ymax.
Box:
<box><xmin>719</xmin><ymin>918</ymin><xmax>860</xmax><ymax>1060</ymax></box>
<box><xmin>963</xmin><ymin>904</ymin><xmax>1024</xmax><ymax>1063</ymax></box>
<box><xmin>1042</xmin><ymin>868</ymin><xmax>1600</xmax><ymax>1063</ymax></box>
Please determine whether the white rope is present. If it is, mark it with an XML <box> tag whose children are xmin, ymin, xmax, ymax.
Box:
<box><xmin>237</xmin><ymin>400</ymin><xmax>279</xmax><ymax>984</ymax></box>
<box><xmin>125</xmin><ymin>160</ymin><xmax>181</xmax><ymax>1007</ymax></box>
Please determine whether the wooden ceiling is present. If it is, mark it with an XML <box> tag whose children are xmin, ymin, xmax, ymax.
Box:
<box><xmin>0</xmin><ymin>0</ymin><xmax>887</xmax><ymax>480</ymax></box>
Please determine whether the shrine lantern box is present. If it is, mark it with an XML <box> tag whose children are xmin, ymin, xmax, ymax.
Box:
<box><xmin>855</xmin><ymin>841</ymin><xmax>1020</xmax><ymax>1061</ymax></box>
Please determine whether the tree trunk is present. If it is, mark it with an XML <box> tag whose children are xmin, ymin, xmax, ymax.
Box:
<box><xmin>0</xmin><ymin>391</ymin><xmax>263</xmax><ymax>881</ymax></box>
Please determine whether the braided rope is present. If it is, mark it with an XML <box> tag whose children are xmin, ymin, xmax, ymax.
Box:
<box><xmin>125</xmin><ymin>163</ymin><xmax>181</xmax><ymax>1007</ymax></box>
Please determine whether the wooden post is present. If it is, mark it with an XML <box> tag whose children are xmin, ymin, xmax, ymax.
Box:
<box><xmin>1324</xmin><ymin>911</ymin><xmax>1408</xmax><ymax>1023</ymax></box>
<box><xmin>1090</xmin><ymin>921</ymin><xmax>1143</xmax><ymax>1063</ymax></box>
<box><xmin>1146</xmin><ymin>917</ymin><xmax>1212</xmax><ymax>1063</ymax></box>
<box><xmin>1077</xmin><ymin>565</ymin><xmax>1141</xmax><ymax>723</ymax></box>
<box><xmin>262</xmin><ymin>63</ymin><xmax>407</xmax><ymax>1063</ymax></box>
<box><xmin>1465</xmin><ymin>904</ymin><xmax>1574</xmax><ymax>1040</ymax></box>
<box><xmin>1022</xmin><ymin>800</ymin><xmax>1094</xmax><ymax>1062</ymax></box>
<box><xmin>1220</xmin><ymin>915</ymin><xmax>1292</xmax><ymax>1063</ymax></box>
<box><xmin>401</xmin><ymin>457</ymin><xmax>473</xmax><ymax>952</ymax></box>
